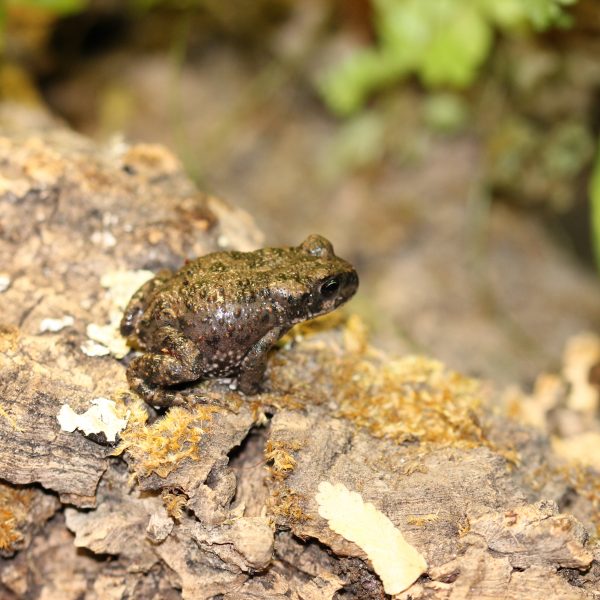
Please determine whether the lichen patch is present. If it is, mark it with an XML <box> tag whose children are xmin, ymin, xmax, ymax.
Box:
<box><xmin>57</xmin><ymin>397</ymin><xmax>129</xmax><ymax>442</ymax></box>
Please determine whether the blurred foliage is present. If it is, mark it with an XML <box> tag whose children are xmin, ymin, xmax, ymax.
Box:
<box><xmin>321</xmin><ymin>110</ymin><xmax>386</xmax><ymax>180</ymax></box>
<box><xmin>474</xmin><ymin>33</ymin><xmax>600</xmax><ymax>215</ymax></box>
<box><xmin>487</xmin><ymin>118</ymin><xmax>594</xmax><ymax>211</ymax></box>
<box><xmin>1</xmin><ymin>0</ymin><xmax>87</xmax><ymax>55</ymax></box>
<box><xmin>320</xmin><ymin>0</ymin><xmax>578</xmax><ymax>116</ymax></box>
<box><xmin>590</xmin><ymin>141</ymin><xmax>600</xmax><ymax>270</ymax></box>
<box><xmin>5</xmin><ymin>0</ymin><xmax>87</xmax><ymax>15</ymax></box>
<box><xmin>422</xmin><ymin>93</ymin><xmax>468</xmax><ymax>134</ymax></box>
<box><xmin>129</xmin><ymin>0</ymin><xmax>202</xmax><ymax>10</ymax></box>
<box><xmin>322</xmin><ymin>90</ymin><xmax>468</xmax><ymax>182</ymax></box>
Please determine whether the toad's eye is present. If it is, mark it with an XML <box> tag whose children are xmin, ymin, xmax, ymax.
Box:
<box><xmin>320</xmin><ymin>277</ymin><xmax>340</xmax><ymax>297</ymax></box>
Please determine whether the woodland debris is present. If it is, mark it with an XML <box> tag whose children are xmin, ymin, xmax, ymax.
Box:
<box><xmin>0</xmin><ymin>108</ymin><xmax>598</xmax><ymax>599</ymax></box>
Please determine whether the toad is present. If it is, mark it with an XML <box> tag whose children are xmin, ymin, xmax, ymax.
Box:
<box><xmin>121</xmin><ymin>235</ymin><xmax>358</xmax><ymax>406</ymax></box>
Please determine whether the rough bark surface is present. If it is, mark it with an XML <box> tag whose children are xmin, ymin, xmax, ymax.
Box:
<box><xmin>0</xmin><ymin>107</ymin><xmax>598</xmax><ymax>599</ymax></box>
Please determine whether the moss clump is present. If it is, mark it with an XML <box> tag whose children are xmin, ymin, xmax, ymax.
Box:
<box><xmin>524</xmin><ymin>462</ymin><xmax>600</xmax><ymax>538</ymax></box>
<box><xmin>336</xmin><ymin>354</ymin><xmax>484</xmax><ymax>448</ymax></box>
<box><xmin>278</xmin><ymin>312</ymin><xmax>347</xmax><ymax>346</ymax></box>
<box><xmin>562</xmin><ymin>465</ymin><xmax>600</xmax><ymax>538</ymax></box>
<box><xmin>406</xmin><ymin>514</ymin><xmax>440</xmax><ymax>527</ymax></box>
<box><xmin>268</xmin><ymin>486</ymin><xmax>311</xmax><ymax>523</ymax></box>
<box><xmin>0</xmin><ymin>508</ymin><xmax>21</xmax><ymax>552</ymax></box>
<box><xmin>272</xmin><ymin>315</ymin><xmax>486</xmax><ymax>449</ymax></box>
<box><xmin>339</xmin><ymin>317</ymin><xmax>485</xmax><ymax>448</ymax></box>
<box><xmin>161</xmin><ymin>489</ymin><xmax>188</xmax><ymax>520</ymax></box>
<box><xmin>264</xmin><ymin>440</ymin><xmax>302</xmax><ymax>480</ymax></box>
<box><xmin>114</xmin><ymin>398</ymin><xmax>221</xmax><ymax>479</ymax></box>
<box><xmin>0</xmin><ymin>483</ymin><xmax>32</xmax><ymax>552</ymax></box>
<box><xmin>0</xmin><ymin>325</ymin><xmax>19</xmax><ymax>353</ymax></box>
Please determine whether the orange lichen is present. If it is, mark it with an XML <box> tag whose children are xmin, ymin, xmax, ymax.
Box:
<box><xmin>0</xmin><ymin>484</ymin><xmax>32</xmax><ymax>552</ymax></box>
<box><xmin>114</xmin><ymin>398</ymin><xmax>221</xmax><ymax>479</ymax></box>
<box><xmin>264</xmin><ymin>440</ymin><xmax>302</xmax><ymax>480</ymax></box>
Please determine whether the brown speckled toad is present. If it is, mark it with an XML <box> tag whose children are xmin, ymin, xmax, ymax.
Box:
<box><xmin>120</xmin><ymin>235</ymin><xmax>359</xmax><ymax>406</ymax></box>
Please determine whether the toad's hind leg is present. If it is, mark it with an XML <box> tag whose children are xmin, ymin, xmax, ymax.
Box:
<box><xmin>120</xmin><ymin>269</ymin><xmax>173</xmax><ymax>338</ymax></box>
<box><xmin>126</xmin><ymin>326</ymin><xmax>201</xmax><ymax>407</ymax></box>
<box><xmin>236</xmin><ymin>326</ymin><xmax>289</xmax><ymax>395</ymax></box>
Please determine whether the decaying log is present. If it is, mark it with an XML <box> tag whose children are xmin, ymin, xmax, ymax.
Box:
<box><xmin>0</xmin><ymin>105</ymin><xmax>599</xmax><ymax>599</ymax></box>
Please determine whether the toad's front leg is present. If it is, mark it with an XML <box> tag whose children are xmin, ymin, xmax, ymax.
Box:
<box><xmin>236</xmin><ymin>326</ymin><xmax>289</xmax><ymax>395</ymax></box>
<box><xmin>127</xmin><ymin>325</ymin><xmax>201</xmax><ymax>407</ymax></box>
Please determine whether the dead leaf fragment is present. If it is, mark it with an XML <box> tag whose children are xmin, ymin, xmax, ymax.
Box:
<box><xmin>315</xmin><ymin>481</ymin><xmax>427</xmax><ymax>595</ymax></box>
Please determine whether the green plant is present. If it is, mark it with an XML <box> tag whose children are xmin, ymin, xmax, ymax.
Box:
<box><xmin>320</xmin><ymin>0</ymin><xmax>578</xmax><ymax>116</ymax></box>
<box><xmin>590</xmin><ymin>140</ymin><xmax>600</xmax><ymax>271</ymax></box>
<box><xmin>6</xmin><ymin>0</ymin><xmax>88</xmax><ymax>14</ymax></box>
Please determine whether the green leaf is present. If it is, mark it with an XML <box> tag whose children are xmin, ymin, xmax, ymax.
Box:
<box><xmin>420</xmin><ymin>3</ymin><xmax>492</xmax><ymax>87</ymax></box>
<box><xmin>376</xmin><ymin>0</ymin><xmax>432</xmax><ymax>69</ymax></box>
